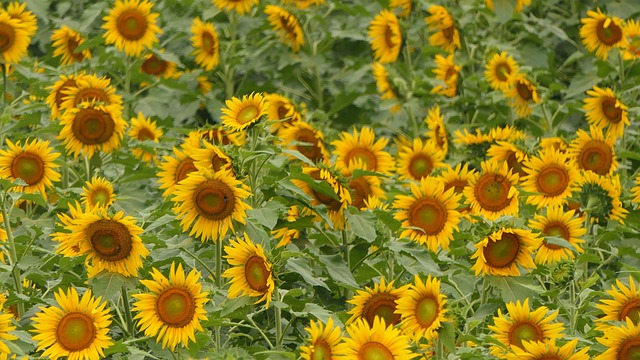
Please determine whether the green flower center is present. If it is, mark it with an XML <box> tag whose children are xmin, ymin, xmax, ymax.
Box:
<box><xmin>57</xmin><ymin>312</ymin><xmax>96</xmax><ymax>351</ymax></box>
<box><xmin>244</xmin><ymin>255</ymin><xmax>270</xmax><ymax>292</ymax></box>
<box><xmin>11</xmin><ymin>152</ymin><xmax>44</xmax><ymax>186</ymax></box>
<box><xmin>508</xmin><ymin>322</ymin><xmax>543</xmax><ymax>349</ymax></box>
<box><xmin>237</xmin><ymin>106</ymin><xmax>260</xmax><ymax>125</ymax></box>
<box><xmin>409</xmin><ymin>198</ymin><xmax>447</xmax><ymax>235</ymax></box>
<box><xmin>415</xmin><ymin>296</ymin><xmax>438</xmax><ymax>328</ymax></box>
<box><xmin>483</xmin><ymin>232</ymin><xmax>520</xmax><ymax>268</ymax></box>
<box><xmin>90</xmin><ymin>188</ymin><xmax>111</xmax><ymax>207</ymax></box>
<box><xmin>359</xmin><ymin>341</ymin><xmax>393</xmax><ymax>360</ymax></box>
<box><xmin>156</xmin><ymin>287</ymin><xmax>196</xmax><ymax>327</ymax></box>
<box><xmin>116</xmin><ymin>9</ymin><xmax>148</xmax><ymax>40</ymax></box>
<box><xmin>311</xmin><ymin>340</ymin><xmax>332</xmax><ymax>360</ymax></box>
<box><xmin>408</xmin><ymin>154</ymin><xmax>433</xmax><ymax>180</ymax></box>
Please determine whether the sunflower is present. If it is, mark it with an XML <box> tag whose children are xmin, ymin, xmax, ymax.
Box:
<box><xmin>396</xmin><ymin>275</ymin><xmax>447</xmax><ymax>342</ymax></box>
<box><xmin>529</xmin><ymin>206</ymin><xmax>585</xmax><ymax>265</ymax></box>
<box><xmin>595</xmin><ymin>317</ymin><xmax>640</xmax><ymax>360</ymax></box>
<box><xmin>489</xmin><ymin>298</ymin><xmax>565</xmax><ymax>358</ymax></box>
<box><xmin>132</xmin><ymin>262</ymin><xmax>209</xmax><ymax>350</ymax></box>
<box><xmin>347</xmin><ymin>277</ymin><xmax>409</xmax><ymax>326</ymax></box>
<box><xmin>102</xmin><ymin>0</ymin><xmax>162</xmax><ymax>58</ymax></box>
<box><xmin>281</xmin><ymin>0</ymin><xmax>324</xmax><ymax>9</ymax></box>
<box><xmin>190</xmin><ymin>18</ymin><xmax>219</xmax><ymax>71</ymax></box>
<box><xmin>426</xmin><ymin>5</ymin><xmax>460</xmax><ymax>53</ymax></box>
<box><xmin>596</xmin><ymin>276</ymin><xmax>640</xmax><ymax>332</ymax></box>
<box><xmin>396</xmin><ymin>138</ymin><xmax>445</xmax><ymax>181</ymax></box>
<box><xmin>506</xmin><ymin>339</ymin><xmax>590</xmax><ymax>360</ymax></box>
<box><xmin>271</xmin><ymin>205</ymin><xmax>301</xmax><ymax>248</ymax></box>
<box><xmin>81</xmin><ymin>176</ymin><xmax>116</xmax><ymax>209</ymax></box>
<box><xmin>0</xmin><ymin>12</ymin><xmax>30</xmax><ymax>64</ymax></box>
<box><xmin>471</xmin><ymin>228</ymin><xmax>540</xmax><ymax>277</ymax></box>
<box><xmin>632</xmin><ymin>174</ymin><xmax>640</xmax><ymax>205</ymax></box>
<box><xmin>521</xmin><ymin>148</ymin><xmax>579</xmax><ymax>209</ymax></box>
<box><xmin>539</xmin><ymin>137</ymin><xmax>568</xmax><ymax>153</ymax></box>
<box><xmin>584</xmin><ymin>86</ymin><xmax>629</xmax><ymax>139</ymax></box>
<box><xmin>389</xmin><ymin>0</ymin><xmax>412</xmax><ymax>18</ymax></box>
<box><xmin>574</xmin><ymin>171</ymin><xmax>627</xmax><ymax>224</ymax></box>
<box><xmin>438</xmin><ymin>162</ymin><xmax>476</xmax><ymax>200</ymax></box>
<box><xmin>59</xmin><ymin>73</ymin><xmax>123</xmax><ymax>113</ymax></box>
<box><xmin>568</xmin><ymin>125</ymin><xmax>617</xmax><ymax>176</ymax></box>
<box><xmin>278</xmin><ymin>121</ymin><xmax>330</xmax><ymax>164</ymax></box>
<box><xmin>46</xmin><ymin>73</ymin><xmax>82</xmax><ymax>120</ymax></box>
<box><xmin>464</xmin><ymin>160</ymin><xmax>519</xmax><ymax>221</ymax></box>
<box><xmin>185</xmin><ymin>127</ymin><xmax>245</xmax><ymax>147</ymax></box>
<box><xmin>6</xmin><ymin>2</ymin><xmax>37</xmax><ymax>37</ymax></box>
<box><xmin>332</xmin><ymin>127</ymin><xmax>395</xmax><ymax>176</ymax></box>
<box><xmin>431</xmin><ymin>53</ymin><xmax>459</xmax><ymax>98</ymax></box>
<box><xmin>212</xmin><ymin>0</ymin><xmax>258</xmax><ymax>15</ymax></box>
<box><xmin>485</xmin><ymin>52</ymin><xmax>520</xmax><ymax>92</ymax></box>
<box><xmin>192</xmin><ymin>141</ymin><xmax>233</xmax><ymax>173</ymax></box>
<box><xmin>264</xmin><ymin>93</ymin><xmax>303</xmax><ymax>133</ymax></box>
<box><xmin>51</xmin><ymin>26</ymin><xmax>91</xmax><ymax>65</ymax></box>
<box><xmin>580</xmin><ymin>8</ymin><xmax>627</xmax><ymax>61</ymax></box>
<box><xmin>371</xmin><ymin>62</ymin><xmax>400</xmax><ymax>112</ymax></box>
<box><xmin>58</xmin><ymin>102</ymin><xmax>127</xmax><ymax>159</ymax></box>
<box><xmin>487</xmin><ymin>141</ymin><xmax>530</xmax><ymax>179</ymax></box>
<box><xmin>300</xmin><ymin>317</ymin><xmax>347</xmax><ymax>360</ymax></box>
<box><xmin>128</xmin><ymin>112</ymin><xmax>162</xmax><ymax>164</ymax></box>
<box><xmin>506</xmin><ymin>73</ymin><xmax>540</xmax><ymax>118</ymax></box>
<box><xmin>0</xmin><ymin>138</ymin><xmax>60</xmax><ymax>201</ymax></box>
<box><xmin>343</xmin><ymin>317</ymin><xmax>416</xmax><ymax>359</ymax></box>
<box><xmin>349</xmin><ymin>174</ymin><xmax>384</xmax><ymax>210</ymax></box>
<box><xmin>173</xmin><ymin>168</ymin><xmax>251</xmax><ymax>242</ymax></box>
<box><xmin>0</xmin><ymin>310</ymin><xmax>16</xmax><ymax>356</ymax></box>
<box><xmin>221</xmin><ymin>92</ymin><xmax>267</xmax><ymax>132</ymax></box>
<box><xmin>157</xmin><ymin>146</ymin><xmax>198</xmax><ymax>198</ymax></box>
<box><xmin>31</xmin><ymin>288</ymin><xmax>113</xmax><ymax>360</ymax></box>
<box><xmin>623</xmin><ymin>19</ymin><xmax>640</xmax><ymax>60</ymax></box>
<box><xmin>140</xmin><ymin>52</ymin><xmax>178</xmax><ymax>79</ymax></box>
<box><xmin>424</xmin><ymin>105</ymin><xmax>449</xmax><ymax>155</ymax></box>
<box><xmin>265</xmin><ymin>5</ymin><xmax>304</xmax><ymax>52</ymax></box>
<box><xmin>223</xmin><ymin>234</ymin><xmax>274</xmax><ymax>308</ymax></box>
<box><xmin>368</xmin><ymin>10</ymin><xmax>402</xmax><ymax>63</ymax></box>
<box><xmin>485</xmin><ymin>0</ymin><xmax>532</xmax><ymax>13</ymax></box>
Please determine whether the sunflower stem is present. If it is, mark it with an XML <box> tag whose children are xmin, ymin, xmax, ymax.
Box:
<box><xmin>435</xmin><ymin>334</ymin><xmax>444</xmax><ymax>360</ymax></box>
<box><xmin>180</xmin><ymin>246</ymin><xmax>216</xmax><ymax>279</ymax></box>
<box><xmin>619</xmin><ymin>51</ymin><xmax>626</xmax><ymax>83</ymax></box>
<box><xmin>480</xmin><ymin>278</ymin><xmax>488</xmax><ymax>305</ymax></box>
<box><xmin>84</xmin><ymin>154</ymin><xmax>91</xmax><ymax>180</ymax></box>
<box><xmin>121</xmin><ymin>285</ymin><xmax>135</xmax><ymax>338</ymax></box>
<box><xmin>215</xmin><ymin>238</ymin><xmax>223</xmax><ymax>289</ymax></box>
<box><xmin>1</xmin><ymin>63</ymin><xmax>6</xmax><ymax>114</ymax></box>
<box><xmin>246</xmin><ymin>315</ymin><xmax>275</xmax><ymax>349</ymax></box>
<box><xmin>406</xmin><ymin>104</ymin><xmax>419</xmax><ymax>139</ymax></box>
<box><xmin>124</xmin><ymin>56</ymin><xmax>133</xmax><ymax>119</ymax></box>
<box><xmin>569</xmin><ymin>278</ymin><xmax>577</xmax><ymax>334</ymax></box>
<box><xmin>1</xmin><ymin>195</ymin><xmax>24</xmax><ymax>318</ymax></box>
<box><xmin>275</xmin><ymin>290</ymin><xmax>283</xmax><ymax>347</ymax></box>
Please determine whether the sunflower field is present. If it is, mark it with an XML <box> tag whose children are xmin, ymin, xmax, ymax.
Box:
<box><xmin>1</xmin><ymin>0</ymin><xmax>640</xmax><ymax>359</ymax></box>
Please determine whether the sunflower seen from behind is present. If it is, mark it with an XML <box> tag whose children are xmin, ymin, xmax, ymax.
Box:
<box><xmin>521</xmin><ymin>148</ymin><xmax>578</xmax><ymax>209</ymax></box>
<box><xmin>191</xmin><ymin>18</ymin><xmax>219</xmax><ymax>71</ymax></box>
<box><xmin>485</xmin><ymin>52</ymin><xmax>519</xmax><ymax>92</ymax></box>
<box><xmin>464</xmin><ymin>160</ymin><xmax>519</xmax><ymax>221</ymax></box>
<box><xmin>596</xmin><ymin>276</ymin><xmax>640</xmax><ymax>332</ymax></box>
<box><xmin>300</xmin><ymin>317</ymin><xmax>347</xmax><ymax>360</ymax></box>
<box><xmin>332</xmin><ymin>127</ymin><xmax>394</xmax><ymax>176</ymax></box>
<box><xmin>343</xmin><ymin>317</ymin><xmax>416</xmax><ymax>359</ymax></box>
<box><xmin>584</xmin><ymin>86</ymin><xmax>629</xmax><ymax>139</ymax></box>
<box><xmin>528</xmin><ymin>206</ymin><xmax>585</xmax><ymax>265</ymax></box>
<box><xmin>506</xmin><ymin>339</ymin><xmax>590</xmax><ymax>360</ymax></box>
<box><xmin>368</xmin><ymin>9</ymin><xmax>402</xmax><ymax>63</ymax></box>
<box><xmin>223</xmin><ymin>234</ymin><xmax>274</xmax><ymax>308</ymax></box>
<box><xmin>102</xmin><ymin>0</ymin><xmax>162</xmax><ymax>58</ymax></box>
<box><xmin>82</xmin><ymin>176</ymin><xmax>116</xmax><ymax>209</ymax></box>
<box><xmin>221</xmin><ymin>92</ymin><xmax>267</xmax><ymax>132</ymax></box>
<box><xmin>568</xmin><ymin>126</ymin><xmax>617</xmax><ymax>176</ymax></box>
<box><xmin>0</xmin><ymin>11</ymin><xmax>30</xmax><ymax>64</ymax></box>
<box><xmin>51</xmin><ymin>26</ymin><xmax>91</xmax><ymax>65</ymax></box>
<box><xmin>347</xmin><ymin>277</ymin><xmax>408</xmax><ymax>327</ymax></box>
<box><xmin>31</xmin><ymin>288</ymin><xmax>113</xmax><ymax>360</ymax></box>
<box><xmin>128</xmin><ymin>112</ymin><xmax>163</xmax><ymax>164</ymax></box>
<box><xmin>265</xmin><ymin>5</ymin><xmax>304</xmax><ymax>52</ymax></box>
<box><xmin>132</xmin><ymin>262</ymin><xmax>209</xmax><ymax>350</ymax></box>
<box><xmin>470</xmin><ymin>228</ymin><xmax>540</xmax><ymax>277</ymax></box>
<box><xmin>396</xmin><ymin>275</ymin><xmax>447</xmax><ymax>342</ymax></box>
<box><xmin>580</xmin><ymin>8</ymin><xmax>627</xmax><ymax>60</ymax></box>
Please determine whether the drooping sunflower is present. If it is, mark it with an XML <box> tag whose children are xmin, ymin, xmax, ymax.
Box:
<box><xmin>425</xmin><ymin>5</ymin><xmax>461</xmax><ymax>53</ymax></box>
<box><xmin>485</xmin><ymin>0</ymin><xmax>531</xmax><ymax>13</ymax></box>
<box><xmin>0</xmin><ymin>12</ymin><xmax>30</xmax><ymax>64</ymax></box>
<box><xmin>573</xmin><ymin>171</ymin><xmax>627</xmax><ymax>224</ymax></box>
<box><xmin>632</xmin><ymin>174</ymin><xmax>640</xmax><ymax>205</ymax></box>
<box><xmin>59</xmin><ymin>73</ymin><xmax>123</xmax><ymax>113</ymax></box>
<box><xmin>485</xmin><ymin>52</ymin><xmax>520</xmax><ymax>92</ymax></box>
<box><xmin>102</xmin><ymin>0</ymin><xmax>162</xmax><ymax>58</ymax></box>
<box><xmin>271</xmin><ymin>205</ymin><xmax>301</xmax><ymax>248</ymax></box>
<box><xmin>264</xmin><ymin>93</ymin><xmax>303</xmax><ymax>133</ymax></box>
<box><xmin>371</xmin><ymin>62</ymin><xmax>400</xmax><ymax>113</ymax></box>
<box><xmin>221</xmin><ymin>92</ymin><xmax>267</xmax><ymax>132</ymax></box>
<box><xmin>46</xmin><ymin>73</ymin><xmax>81</xmax><ymax>120</ymax></box>
<box><xmin>157</xmin><ymin>146</ymin><xmax>198</xmax><ymax>198</ymax></box>
<box><xmin>507</xmin><ymin>339</ymin><xmax>590</xmax><ymax>360</ymax></box>
<box><xmin>623</xmin><ymin>19</ymin><xmax>640</xmax><ymax>60</ymax></box>
<box><xmin>140</xmin><ymin>51</ymin><xmax>178</xmax><ymax>79</ymax></box>
<box><xmin>487</xmin><ymin>141</ymin><xmax>529</xmax><ymax>179</ymax></box>
<box><xmin>0</xmin><ymin>309</ymin><xmax>16</xmax><ymax>356</ymax></box>
<box><xmin>389</xmin><ymin>0</ymin><xmax>412</xmax><ymax>18</ymax></box>
<box><xmin>190</xmin><ymin>18</ymin><xmax>219</xmax><ymax>71</ymax></box>
<box><xmin>584</xmin><ymin>86</ymin><xmax>629</xmax><ymax>139</ymax></box>
<box><xmin>349</xmin><ymin>174</ymin><xmax>385</xmax><ymax>210</ymax></box>
<box><xmin>223</xmin><ymin>234</ymin><xmax>274</xmax><ymax>308</ymax></box>
<box><xmin>595</xmin><ymin>318</ymin><xmax>640</xmax><ymax>360</ymax></box>
<box><xmin>343</xmin><ymin>317</ymin><xmax>416</xmax><ymax>359</ymax></box>
<box><xmin>506</xmin><ymin>73</ymin><xmax>540</xmax><ymax>118</ymax></box>
<box><xmin>347</xmin><ymin>277</ymin><xmax>409</xmax><ymax>327</ymax></box>
<box><xmin>393</xmin><ymin>177</ymin><xmax>461</xmax><ymax>252</ymax></box>
<box><xmin>300</xmin><ymin>317</ymin><xmax>347</xmax><ymax>360</ymax></box>
<box><xmin>265</xmin><ymin>5</ymin><xmax>305</xmax><ymax>52</ymax></box>
<box><xmin>212</xmin><ymin>0</ymin><xmax>258</xmax><ymax>15</ymax></box>
<box><xmin>51</xmin><ymin>26</ymin><xmax>91</xmax><ymax>65</ymax></box>
<box><xmin>464</xmin><ymin>160</ymin><xmax>519</xmax><ymax>221</ymax></box>
<box><xmin>279</xmin><ymin>121</ymin><xmax>330</xmax><ymax>164</ymax></box>
<box><xmin>132</xmin><ymin>262</ymin><xmax>209</xmax><ymax>350</ymax></box>
<box><xmin>173</xmin><ymin>168</ymin><xmax>251</xmax><ymax>242</ymax></box>
<box><xmin>368</xmin><ymin>9</ymin><xmax>402</xmax><ymax>63</ymax></box>
<box><xmin>6</xmin><ymin>2</ymin><xmax>37</xmax><ymax>37</ymax></box>
<box><xmin>431</xmin><ymin>53</ymin><xmax>460</xmax><ymax>98</ymax></box>
<box><xmin>0</xmin><ymin>138</ymin><xmax>61</xmax><ymax>201</ymax></box>
<box><xmin>424</xmin><ymin>105</ymin><xmax>449</xmax><ymax>155</ymax></box>
<box><xmin>396</xmin><ymin>275</ymin><xmax>447</xmax><ymax>342</ymax></box>
<box><xmin>396</xmin><ymin>138</ymin><xmax>445</xmax><ymax>181</ymax></box>
<box><xmin>31</xmin><ymin>288</ymin><xmax>113</xmax><ymax>360</ymax></box>
<box><xmin>568</xmin><ymin>125</ymin><xmax>617</xmax><ymax>176</ymax></box>
<box><xmin>489</xmin><ymin>298</ymin><xmax>565</xmax><ymax>358</ymax></box>
<box><xmin>521</xmin><ymin>148</ymin><xmax>579</xmax><ymax>209</ymax></box>
<box><xmin>332</xmin><ymin>127</ymin><xmax>395</xmax><ymax>176</ymax></box>
<box><xmin>580</xmin><ymin>8</ymin><xmax>627</xmax><ymax>61</ymax></box>
<box><xmin>128</xmin><ymin>112</ymin><xmax>162</xmax><ymax>164</ymax></box>
<box><xmin>192</xmin><ymin>141</ymin><xmax>233</xmax><ymax>174</ymax></box>
<box><xmin>81</xmin><ymin>176</ymin><xmax>116</xmax><ymax>209</ymax></box>
<box><xmin>596</xmin><ymin>276</ymin><xmax>640</xmax><ymax>332</ymax></box>
<box><xmin>471</xmin><ymin>228</ymin><xmax>540</xmax><ymax>277</ymax></box>
<box><xmin>529</xmin><ymin>206</ymin><xmax>585</xmax><ymax>265</ymax></box>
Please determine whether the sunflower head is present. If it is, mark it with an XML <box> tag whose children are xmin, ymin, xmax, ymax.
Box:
<box><xmin>596</xmin><ymin>317</ymin><xmax>640</xmax><ymax>360</ymax></box>
<box><xmin>102</xmin><ymin>0</ymin><xmax>162</xmax><ymax>58</ymax></box>
<box><xmin>51</xmin><ymin>26</ymin><xmax>91</xmax><ymax>65</ymax></box>
<box><xmin>470</xmin><ymin>228</ymin><xmax>541</xmax><ymax>277</ymax></box>
<box><xmin>343</xmin><ymin>317</ymin><xmax>416</xmax><ymax>359</ymax></box>
<box><xmin>265</xmin><ymin>5</ymin><xmax>305</xmax><ymax>52</ymax></box>
<box><xmin>82</xmin><ymin>176</ymin><xmax>116</xmax><ymax>209</ymax></box>
<box><xmin>623</xmin><ymin>19</ymin><xmax>640</xmax><ymax>60</ymax></box>
<box><xmin>580</xmin><ymin>8</ymin><xmax>627</xmax><ymax>60</ymax></box>
<box><xmin>568</xmin><ymin>126</ymin><xmax>617</xmax><ymax>176</ymax></box>
<box><xmin>332</xmin><ymin>127</ymin><xmax>395</xmax><ymax>176</ymax></box>
<box><xmin>596</xmin><ymin>276</ymin><xmax>640</xmax><ymax>332</ymax></box>
<box><xmin>128</xmin><ymin>112</ymin><xmax>163</xmax><ymax>164</ymax></box>
<box><xmin>0</xmin><ymin>11</ymin><xmax>31</xmax><ymax>64</ymax></box>
<box><xmin>584</xmin><ymin>86</ymin><xmax>629</xmax><ymax>139</ymax></box>
<box><xmin>221</xmin><ymin>92</ymin><xmax>267</xmax><ymax>132</ymax></box>
<box><xmin>529</xmin><ymin>205</ymin><xmax>586</xmax><ymax>265</ymax></box>
<box><xmin>426</xmin><ymin>5</ymin><xmax>460</xmax><ymax>53</ymax></box>
<box><xmin>506</xmin><ymin>73</ymin><xmax>540</xmax><ymax>118</ymax></box>
<box><xmin>300</xmin><ymin>317</ymin><xmax>347</xmax><ymax>360</ymax></box>
<box><xmin>264</xmin><ymin>93</ymin><xmax>303</xmax><ymax>133</ymax></box>
<box><xmin>140</xmin><ymin>52</ymin><xmax>178</xmax><ymax>79</ymax></box>
<box><xmin>347</xmin><ymin>277</ymin><xmax>409</xmax><ymax>327</ymax></box>
<box><xmin>521</xmin><ymin>148</ymin><xmax>579</xmax><ymax>209</ymax></box>
<box><xmin>156</xmin><ymin>145</ymin><xmax>198</xmax><ymax>198</ymax></box>
<box><xmin>279</xmin><ymin>121</ymin><xmax>329</xmax><ymax>164</ymax></box>
<box><xmin>368</xmin><ymin>9</ymin><xmax>402</xmax><ymax>63</ymax></box>
<box><xmin>424</xmin><ymin>105</ymin><xmax>449</xmax><ymax>154</ymax></box>
<box><xmin>464</xmin><ymin>160</ymin><xmax>520</xmax><ymax>221</ymax></box>
<box><xmin>506</xmin><ymin>339</ymin><xmax>590</xmax><ymax>360</ymax></box>
<box><xmin>485</xmin><ymin>51</ymin><xmax>520</xmax><ymax>91</ymax></box>
<box><xmin>191</xmin><ymin>18</ymin><xmax>219</xmax><ymax>71</ymax></box>
<box><xmin>212</xmin><ymin>0</ymin><xmax>259</xmax><ymax>15</ymax></box>
<box><xmin>432</xmin><ymin>53</ymin><xmax>460</xmax><ymax>97</ymax></box>
<box><xmin>396</xmin><ymin>274</ymin><xmax>448</xmax><ymax>342</ymax></box>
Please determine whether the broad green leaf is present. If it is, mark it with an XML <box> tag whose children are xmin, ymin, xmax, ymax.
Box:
<box><xmin>286</xmin><ymin>257</ymin><xmax>330</xmax><ymax>289</ymax></box>
<box><xmin>493</xmin><ymin>0</ymin><xmax>515</xmax><ymax>23</ymax></box>
<box><xmin>439</xmin><ymin>322</ymin><xmax>457</xmax><ymax>353</ymax></box>
<box><xmin>345</xmin><ymin>210</ymin><xmax>376</xmax><ymax>241</ymax></box>
<box><xmin>247</xmin><ymin>202</ymin><xmax>283</xmax><ymax>230</ymax></box>
<box><xmin>320</xmin><ymin>254</ymin><xmax>359</xmax><ymax>289</ymax></box>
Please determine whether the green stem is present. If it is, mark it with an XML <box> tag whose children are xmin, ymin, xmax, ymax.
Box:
<box><xmin>569</xmin><ymin>279</ymin><xmax>577</xmax><ymax>334</ymax></box>
<box><xmin>246</xmin><ymin>315</ymin><xmax>275</xmax><ymax>349</ymax></box>
<box><xmin>215</xmin><ymin>238</ymin><xmax>223</xmax><ymax>349</ymax></box>
<box><xmin>541</xmin><ymin>103</ymin><xmax>553</xmax><ymax>135</ymax></box>
<box><xmin>619</xmin><ymin>51</ymin><xmax>625</xmax><ymax>83</ymax></box>
<box><xmin>480</xmin><ymin>278</ymin><xmax>488</xmax><ymax>305</ymax></box>
<box><xmin>124</xmin><ymin>56</ymin><xmax>133</xmax><ymax>119</ymax></box>
<box><xmin>275</xmin><ymin>290</ymin><xmax>283</xmax><ymax>347</ymax></box>
<box><xmin>1</xmin><ymin>196</ymin><xmax>23</xmax><ymax>318</ymax></box>
<box><xmin>1</xmin><ymin>63</ymin><xmax>6</xmax><ymax>113</ymax></box>
<box><xmin>121</xmin><ymin>285</ymin><xmax>135</xmax><ymax>338</ymax></box>
<box><xmin>180</xmin><ymin>247</ymin><xmax>216</xmax><ymax>278</ymax></box>
<box><xmin>84</xmin><ymin>154</ymin><xmax>91</xmax><ymax>180</ymax></box>
<box><xmin>435</xmin><ymin>335</ymin><xmax>444</xmax><ymax>360</ymax></box>
<box><xmin>407</xmin><ymin>104</ymin><xmax>419</xmax><ymax>139</ymax></box>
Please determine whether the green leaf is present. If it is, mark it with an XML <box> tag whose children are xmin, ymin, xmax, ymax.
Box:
<box><xmin>439</xmin><ymin>322</ymin><xmax>457</xmax><ymax>352</ymax></box>
<box><xmin>289</xmin><ymin>171</ymin><xmax>339</xmax><ymax>201</ymax></box>
<box><xmin>247</xmin><ymin>202</ymin><xmax>283</xmax><ymax>230</ymax></box>
<box><xmin>320</xmin><ymin>254</ymin><xmax>359</xmax><ymax>289</ymax></box>
<box><xmin>493</xmin><ymin>0</ymin><xmax>515</xmax><ymax>23</ymax></box>
<box><xmin>286</xmin><ymin>257</ymin><xmax>329</xmax><ymax>289</ymax></box>
<box><xmin>89</xmin><ymin>273</ymin><xmax>129</xmax><ymax>302</ymax></box>
<box><xmin>489</xmin><ymin>276</ymin><xmax>541</xmax><ymax>303</ymax></box>
<box><xmin>104</xmin><ymin>341</ymin><xmax>128</xmax><ymax>356</ymax></box>
<box><xmin>374</xmin><ymin>209</ymin><xmax>401</xmax><ymax>232</ymax></box>
<box><xmin>544</xmin><ymin>236</ymin><xmax>577</xmax><ymax>252</ymax></box>
<box><xmin>345</xmin><ymin>210</ymin><xmax>376</xmax><ymax>241</ymax></box>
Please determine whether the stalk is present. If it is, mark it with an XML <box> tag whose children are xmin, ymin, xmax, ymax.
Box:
<box><xmin>2</xmin><ymin>198</ymin><xmax>24</xmax><ymax>318</ymax></box>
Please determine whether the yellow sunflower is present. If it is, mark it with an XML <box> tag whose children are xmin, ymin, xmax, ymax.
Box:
<box><xmin>485</xmin><ymin>52</ymin><xmax>520</xmax><ymax>92</ymax></box>
<box><xmin>172</xmin><ymin>168</ymin><xmax>251</xmax><ymax>242</ymax></box>
<box><xmin>192</xmin><ymin>141</ymin><xmax>233</xmax><ymax>173</ymax></box>
<box><xmin>212</xmin><ymin>0</ymin><xmax>258</xmax><ymax>15</ymax></box>
<box><xmin>347</xmin><ymin>277</ymin><xmax>409</xmax><ymax>327</ymax></box>
<box><xmin>368</xmin><ymin>9</ymin><xmax>402</xmax><ymax>63</ymax></box>
<box><xmin>221</xmin><ymin>92</ymin><xmax>267</xmax><ymax>132</ymax></box>
<box><xmin>132</xmin><ymin>262</ymin><xmax>209</xmax><ymax>350</ymax></box>
<box><xmin>396</xmin><ymin>275</ymin><xmax>447</xmax><ymax>342</ymax></box>
<box><xmin>51</xmin><ymin>26</ymin><xmax>91</xmax><ymax>65</ymax></box>
<box><xmin>568</xmin><ymin>125</ymin><xmax>617</xmax><ymax>176</ymax></box>
<box><xmin>31</xmin><ymin>288</ymin><xmax>113</xmax><ymax>360</ymax></box>
<box><xmin>300</xmin><ymin>317</ymin><xmax>347</xmax><ymax>360</ymax></box>
<box><xmin>349</xmin><ymin>174</ymin><xmax>385</xmax><ymax>210</ymax></box>
<box><xmin>424</xmin><ymin>105</ymin><xmax>449</xmax><ymax>155</ymax></box>
<box><xmin>596</xmin><ymin>276</ymin><xmax>640</xmax><ymax>332</ymax></box>
<box><xmin>6</xmin><ymin>2</ymin><xmax>37</xmax><ymax>37</ymax></box>
<box><xmin>453</xmin><ymin>125</ymin><xmax>527</xmax><ymax>147</ymax></box>
<box><xmin>46</xmin><ymin>73</ymin><xmax>81</xmax><ymax>120</ymax></box>
<box><xmin>264</xmin><ymin>93</ymin><xmax>303</xmax><ymax>133</ymax></box>
<box><xmin>59</xmin><ymin>73</ymin><xmax>123</xmax><ymax>113</ymax></box>
<box><xmin>623</xmin><ymin>19</ymin><xmax>640</xmax><ymax>60</ymax></box>
<box><xmin>632</xmin><ymin>174</ymin><xmax>640</xmax><ymax>205</ymax></box>
<box><xmin>140</xmin><ymin>52</ymin><xmax>178</xmax><ymax>79</ymax></box>
<box><xmin>439</xmin><ymin>162</ymin><xmax>476</xmax><ymax>196</ymax></box>
<box><xmin>271</xmin><ymin>205</ymin><xmax>301</xmax><ymax>248</ymax></box>
<box><xmin>185</xmin><ymin>127</ymin><xmax>245</xmax><ymax>147</ymax></box>
<box><xmin>539</xmin><ymin>137</ymin><xmax>568</xmax><ymax>153</ymax></box>
<box><xmin>81</xmin><ymin>176</ymin><xmax>116</xmax><ymax>209</ymax></box>
<box><xmin>191</xmin><ymin>18</ymin><xmax>219</xmax><ymax>71</ymax></box>
<box><xmin>281</xmin><ymin>0</ymin><xmax>324</xmax><ymax>9</ymax></box>
<box><xmin>343</xmin><ymin>317</ymin><xmax>416</xmax><ymax>359</ymax></box>
<box><xmin>58</xmin><ymin>102</ymin><xmax>127</xmax><ymax>159</ymax></box>
<box><xmin>128</xmin><ymin>112</ymin><xmax>162</xmax><ymax>164</ymax></box>
<box><xmin>529</xmin><ymin>206</ymin><xmax>585</xmax><ymax>265</ymax></box>
<box><xmin>393</xmin><ymin>177</ymin><xmax>461</xmax><ymax>252</ymax></box>
<box><xmin>470</xmin><ymin>228</ymin><xmax>540</xmax><ymax>277</ymax></box>
<box><xmin>0</xmin><ymin>138</ymin><xmax>60</xmax><ymax>201</ymax></box>
<box><xmin>584</xmin><ymin>86</ymin><xmax>629</xmax><ymax>139</ymax></box>
<box><xmin>425</xmin><ymin>5</ymin><xmax>461</xmax><ymax>53</ymax></box>
<box><xmin>332</xmin><ymin>127</ymin><xmax>395</xmax><ymax>176</ymax></box>
<box><xmin>0</xmin><ymin>12</ymin><xmax>30</xmax><ymax>64</ymax></box>
<box><xmin>278</xmin><ymin>121</ymin><xmax>330</xmax><ymax>164</ymax></box>
<box><xmin>580</xmin><ymin>8</ymin><xmax>627</xmax><ymax>60</ymax></box>
<box><xmin>521</xmin><ymin>148</ymin><xmax>579</xmax><ymax>209</ymax></box>
<box><xmin>265</xmin><ymin>5</ymin><xmax>305</xmax><ymax>52</ymax></box>
<box><xmin>489</xmin><ymin>298</ymin><xmax>565</xmax><ymax>358</ymax></box>
<box><xmin>223</xmin><ymin>234</ymin><xmax>274</xmax><ymax>308</ymax></box>
<box><xmin>371</xmin><ymin>62</ymin><xmax>400</xmax><ymax>112</ymax></box>
<box><xmin>396</xmin><ymin>138</ymin><xmax>445</xmax><ymax>181</ymax></box>
<box><xmin>389</xmin><ymin>0</ymin><xmax>412</xmax><ymax>18</ymax></box>
<box><xmin>0</xmin><ymin>310</ymin><xmax>16</xmax><ymax>356</ymax></box>
<box><xmin>102</xmin><ymin>0</ymin><xmax>162</xmax><ymax>58</ymax></box>
<box><xmin>595</xmin><ymin>317</ymin><xmax>640</xmax><ymax>360</ymax></box>
<box><xmin>157</xmin><ymin>146</ymin><xmax>198</xmax><ymax>198</ymax></box>
<box><xmin>506</xmin><ymin>73</ymin><xmax>540</xmax><ymax>118</ymax></box>
<box><xmin>487</xmin><ymin>141</ymin><xmax>530</xmax><ymax>179</ymax></box>
<box><xmin>573</xmin><ymin>171</ymin><xmax>628</xmax><ymax>224</ymax></box>
<box><xmin>431</xmin><ymin>53</ymin><xmax>459</xmax><ymax>98</ymax></box>
<box><xmin>464</xmin><ymin>160</ymin><xmax>519</xmax><ymax>221</ymax></box>
<box><xmin>506</xmin><ymin>339</ymin><xmax>590</xmax><ymax>360</ymax></box>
